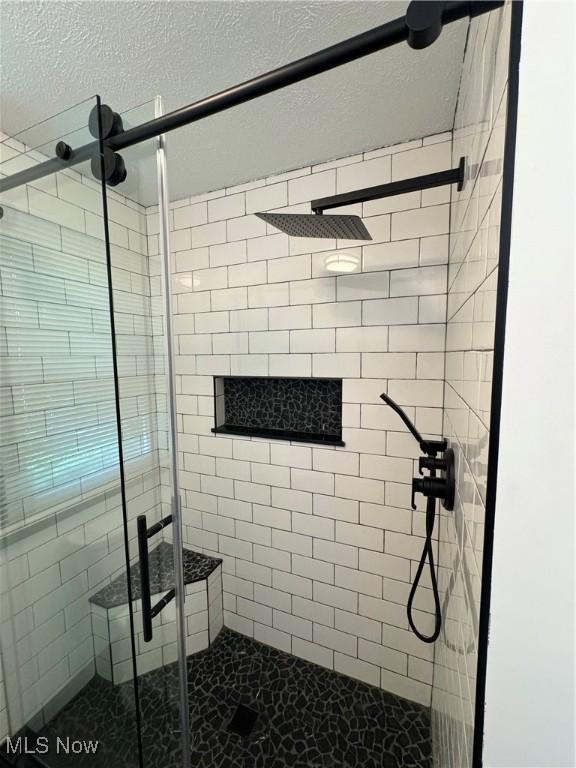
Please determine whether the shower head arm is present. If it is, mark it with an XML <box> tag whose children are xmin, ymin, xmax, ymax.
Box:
<box><xmin>311</xmin><ymin>158</ymin><xmax>465</xmax><ymax>213</ymax></box>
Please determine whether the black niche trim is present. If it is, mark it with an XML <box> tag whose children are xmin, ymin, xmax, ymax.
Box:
<box><xmin>213</xmin><ymin>376</ymin><xmax>344</xmax><ymax>446</ymax></box>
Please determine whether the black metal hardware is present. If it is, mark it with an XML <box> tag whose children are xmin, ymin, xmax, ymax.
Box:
<box><xmin>0</xmin><ymin>1</ymin><xmax>502</xmax><ymax>195</ymax></box>
<box><xmin>0</xmin><ymin>143</ymin><xmax>95</xmax><ymax>193</ymax></box>
<box><xmin>380</xmin><ymin>392</ymin><xmax>447</xmax><ymax>456</ymax></box>
<box><xmin>406</xmin><ymin>1</ymin><xmax>446</xmax><ymax>49</ymax></box>
<box><xmin>380</xmin><ymin>392</ymin><xmax>454</xmax><ymax>510</ymax></box>
<box><xmin>150</xmin><ymin>588</ymin><xmax>176</xmax><ymax>620</ymax></box>
<box><xmin>137</xmin><ymin>515</ymin><xmax>153</xmax><ymax>643</ymax></box>
<box><xmin>0</xmin><ymin>206</ymin><xmax>3</xmax><ymax>219</ymax></box>
<box><xmin>411</xmin><ymin>448</ymin><xmax>455</xmax><ymax>511</ymax></box>
<box><xmin>147</xmin><ymin>513</ymin><xmax>174</xmax><ymax>538</ymax></box>
<box><xmin>418</xmin><ymin>455</ymin><xmax>446</xmax><ymax>474</ymax></box>
<box><xmin>259</xmin><ymin>160</ymin><xmax>466</xmax><ymax>241</ymax></box>
<box><xmin>87</xmin><ymin>104</ymin><xmax>127</xmax><ymax>185</ymax></box>
<box><xmin>137</xmin><ymin>513</ymin><xmax>174</xmax><ymax>643</ymax></box>
<box><xmin>311</xmin><ymin>160</ymin><xmax>465</xmax><ymax>214</ymax></box>
<box><xmin>55</xmin><ymin>141</ymin><xmax>72</xmax><ymax>160</ymax></box>
<box><xmin>91</xmin><ymin>145</ymin><xmax>127</xmax><ymax>187</ymax></box>
<box><xmin>96</xmin><ymin>95</ymin><xmax>145</xmax><ymax>768</ymax></box>
<box><xmin>88</xmin><ymin>104</ymin><xmax>124</xmax><ymax>140</ymax></box>
<box><xmin>255</xmin><ymin>210</ymin><xmax>372</xmax><ymax>241</ymax></box>
<box><xmin>381</xmin><ymin>391</ymin><xmax>456</xmax><ymax>643</ymax></box>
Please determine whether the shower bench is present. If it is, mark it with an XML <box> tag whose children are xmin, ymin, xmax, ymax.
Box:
<box><xmin>89</xmin><ymin>542</ymin><xmax>223</xmax><ymax>685</ymax></box>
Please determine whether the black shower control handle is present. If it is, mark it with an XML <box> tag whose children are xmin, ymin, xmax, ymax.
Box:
<box><xmin>419</xmin><ymin>455</ymin><xmax>447</xmax><ymax>475</ymax></box>
<box><xmin>411</xmin><ymin>448</ymin><xmax>455</xmax><ymax>511</ymax></box>
<box><xmin>411</xmin><ymin>476</ymin><xmax>448</xmax><ymax>510</ymax></box>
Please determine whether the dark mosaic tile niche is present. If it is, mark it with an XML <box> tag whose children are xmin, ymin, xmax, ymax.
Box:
<box><xmin>212</xmin><ymin>376</ymin><xmax>344</xmax><ymax>446</ymax></box>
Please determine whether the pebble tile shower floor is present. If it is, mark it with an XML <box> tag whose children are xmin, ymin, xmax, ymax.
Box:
<box><xmin>38</xmin><ymin>629</ymin><xmax>431</xmax><ymax>767</ymax></box>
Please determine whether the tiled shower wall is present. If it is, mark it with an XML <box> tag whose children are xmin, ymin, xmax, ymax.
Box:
<box><xmin>0</xmin><ymin>134</ymin><xmax>164</xmax><ymax>739</ymax></box>
<box><xmin>432</xmin><ymin>3</ymin><xmax>511</xmax><ymax>767</ymax></box>
<box><xmin>148</xmin><ymin>132</ymin><xmax>455</xmax><ymax>707</ymax></box>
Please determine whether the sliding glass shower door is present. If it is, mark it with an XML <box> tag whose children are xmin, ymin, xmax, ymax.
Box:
<box><xmin>0</xmin><ymin>98</ymin><xmax>146</xmax><ymax>765</ymax></box>
<box><xmin>100</xmin><ymin>97</ymin><xmax>190</xmax><ymax>767</ymax></box>
<box><xmin>0</xmin><ymin>98</ymin><xmax>188</xmax><ymax>767</ymax></box>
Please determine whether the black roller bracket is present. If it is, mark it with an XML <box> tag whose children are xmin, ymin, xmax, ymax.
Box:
<box><xmin>406</xmin><ymin>1</ymin><xmax>445</xmax><ymax>49</ymax></box>
<box><xmin>88</xmin><ymin>103</ymin><xmax>124</xmax><ymax>140</ymax></box>
<box><xmin>91</xmin><ymin>145</ymin><xmax>127</xmax><ymax>187</ymax></box>
<box><xmin>0</xmin><ymin>206</ymin><xmax>3</xmax><ymax>220</ymax></box>
<box><xmin>0</xmin><ymin>1</ymin><xmax>503</xmax><ymax>196</ymax></box>
<box><xmin>55</xmin><ymin>141</ymin><xmax>73</xmax><ymax>160</ymax></box>
<box><xmin>88</xmin><ymin>103</ymin><xmax>128</xmax><ymax>187</ymax></box>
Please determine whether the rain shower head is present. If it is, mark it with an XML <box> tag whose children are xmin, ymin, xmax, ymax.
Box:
<box><xmin>255</xmin><ymin>212</ymin><xmax>372</xmax><ymax>241</ymax></box>
<box><xmin>256</xmin><ymin>159</ymin><xmax>465</xmax><ymax>241</ymax></box>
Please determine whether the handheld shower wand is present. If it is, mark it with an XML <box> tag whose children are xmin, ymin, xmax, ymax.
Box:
<box><xmin>380</xmin><ymin>392</ymin><xmax>454</xmax><ymax>643</ymax></box>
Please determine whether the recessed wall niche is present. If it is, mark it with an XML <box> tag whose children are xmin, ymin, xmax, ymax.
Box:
<box><xmin>212</xmin><ymin>376</ymin><xmax>344</xmax><ymax>446</ymax></box>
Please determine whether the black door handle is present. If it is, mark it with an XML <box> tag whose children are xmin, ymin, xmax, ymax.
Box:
<box><xmin>137</xmin><ymin>515</ymin><xmax>154</xmax><ymax>642</ymax></box>
<box><xmin>136</xmin><ymin>513</ymin><xmax>174</xmax><ymax>643</ymax></box>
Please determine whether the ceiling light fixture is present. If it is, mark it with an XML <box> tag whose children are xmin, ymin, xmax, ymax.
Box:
<box><xmin>324</xmin><ymin>252</ymin><xmax>360</xmax><ymax>273</ymax></box>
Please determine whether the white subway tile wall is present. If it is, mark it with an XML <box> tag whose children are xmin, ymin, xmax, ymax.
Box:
<box><xmin>160</xmin><ymin>131</ymin><xmax>453</xmax><ymax>708</ymax></box>
<box><xmin>431</xmin><ymin>5</ymin><xmax>511</xmax><ymax>768</ymax></box>
<box><xmin>0</xmin><ymin>134</ymin><xmax>166</xmax><ymax>739</ymax></box>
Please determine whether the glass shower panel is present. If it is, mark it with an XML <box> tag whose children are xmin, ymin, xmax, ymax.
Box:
<box><xmin>101</xmin><ymin>98</ymin><xmax>188</xmax><ymax>767</ymax></box>
<box><xmin>0</xmin><ymin>99</ymin><xmax>143</xmax><ymax>766</ymax></box>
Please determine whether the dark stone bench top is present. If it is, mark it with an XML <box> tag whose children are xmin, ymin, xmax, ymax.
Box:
<box><xmin>90</xmin><ymin>542</ymin><xmax>221</xmax><ymax>609</ymax></box>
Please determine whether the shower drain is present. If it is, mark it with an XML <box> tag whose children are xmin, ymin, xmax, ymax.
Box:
<box><xmin>227</xmin><ymin>703</ymin><xmax>259</xmax><ymax>737</ymax></box>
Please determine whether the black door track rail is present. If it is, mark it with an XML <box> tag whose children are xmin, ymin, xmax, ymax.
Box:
<box><xmin>0</xmin><ymin>1</ymin><xmax>503</xmax><ymax>194</ymax></box>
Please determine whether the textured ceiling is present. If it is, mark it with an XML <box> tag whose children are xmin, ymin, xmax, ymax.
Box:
<box><xmin>0</xmin><ymin>1</ymin><xmax>467</xmax><ymax>204</ymax></box>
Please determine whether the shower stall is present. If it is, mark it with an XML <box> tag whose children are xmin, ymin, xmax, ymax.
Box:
<box><xmin>0</xmin><ymin>2</ymin><xmax>517</xmax><ymax>767</ymax></box>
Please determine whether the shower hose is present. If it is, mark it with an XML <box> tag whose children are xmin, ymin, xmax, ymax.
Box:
<box><xmin>407</xmin><ymin>485</ymin><xmax>442</xmax><ymax>644</ymax></box>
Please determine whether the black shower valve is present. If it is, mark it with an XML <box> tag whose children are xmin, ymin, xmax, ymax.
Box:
<box><xmin>419</xmin><ymin>438</ymin><xmax>448</xmax><ymax>457</ymax></box>
<box><xmin>411</xmin><ymin>447</ymin><xmax>455</xmax><ymax>511</ymax></box>
<box><xmin>411</xmin><ymin>476</ymin><xmax>447</xmax><ymax>510</ymax></box>
<box><xmin>419</xmin><ymin>454</ymin><xmax>447</xmax><ymax>475</ymax></box>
